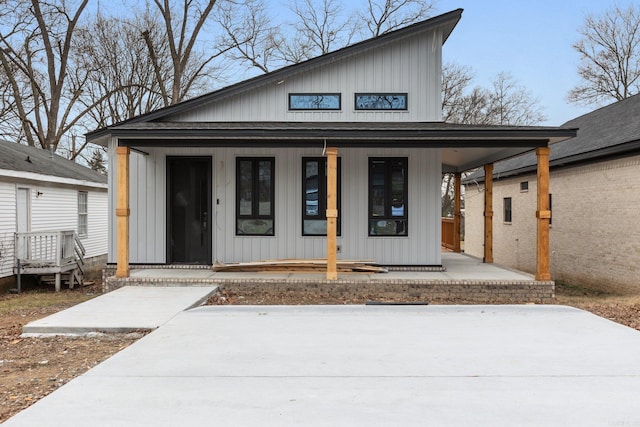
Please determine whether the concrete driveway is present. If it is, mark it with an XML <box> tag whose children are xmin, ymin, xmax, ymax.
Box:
<box><xmin>5</xmin><ymin>304</ymin><xmax>640</xmax><ymax>426</ymax></box>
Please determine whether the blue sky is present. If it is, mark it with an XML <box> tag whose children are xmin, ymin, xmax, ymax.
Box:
<box><xmin>438</xmin><ymin>0</ymin><xmax>626</xmax><ymax>125</ymax></box>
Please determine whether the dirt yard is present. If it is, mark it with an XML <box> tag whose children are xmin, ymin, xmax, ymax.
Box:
<box><xmin>0</xmin><ymin>284</ymin><xmax>142</xmax><ymax>423</ymax></box>
<box><xmin>1</xmin><ymin>281</ymin><xmax>639</xmax><ymax>423</ymax></box>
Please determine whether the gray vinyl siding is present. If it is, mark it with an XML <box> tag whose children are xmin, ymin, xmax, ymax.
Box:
<box><xmin>29</xmin><ymin>186</ymin><xmax>107</xmax><ymax>259</ymax></box>
<box><xmin>30</xmin><ymin>187</ymin><xmax>76</xmax><ymax>233</ymax></box>
<box><xmin>167</xmin><ymin>30</ymin><xmax>442</xmax><ymax>123</ymax></box>
<box><xmin>111</xmin><ymin>144</ymin><xmax>441</xmax><ymax>265</ymax></box>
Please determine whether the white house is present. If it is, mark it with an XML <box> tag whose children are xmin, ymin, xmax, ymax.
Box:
<box><xmin>86</xmin><ymin>9</ymin><xmax>575</xmax><ymax>280</ymax></box>
<box><xmin>464</xmin><ymin>95</ymin><xmax>640</xmax><ymax>294</ymax></box>
<box><xmin>0</xmin><ymin>139</ymin><xmax>108</xmax><ymax>292</ymax></box>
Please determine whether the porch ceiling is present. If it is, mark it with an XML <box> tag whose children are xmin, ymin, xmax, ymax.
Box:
<box><xmin>92</xmin><ymin>121</ymin><xmax>577</xmax><ymax>173</ymax></box>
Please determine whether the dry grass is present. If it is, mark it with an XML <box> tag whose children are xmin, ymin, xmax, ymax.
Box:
<box><xmin>555</xmin><ymin>282</ymin><xmax>640</xmax><ymax>331</ymax></box>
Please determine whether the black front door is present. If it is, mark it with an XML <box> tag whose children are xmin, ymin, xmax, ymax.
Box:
<box><xmin>167</xmin><ymin>157</ymin><xmax>212</xmax><ymax>264</ymax></box>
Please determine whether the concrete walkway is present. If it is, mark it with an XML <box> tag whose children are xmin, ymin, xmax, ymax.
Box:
<box><xmin>7</xmin><ymin>303</ymin><xmax>640</xmax><ymax>426</ymax></box>
<box><xmin>22</xmin><ymin>286</ymin><xmax>217</xmax><ymax>336</ymax></box>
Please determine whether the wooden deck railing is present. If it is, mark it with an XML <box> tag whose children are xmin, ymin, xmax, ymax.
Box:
<box><xmin>14</xmin><ymin>230</ymin><xmax>85</xmax><ymax>291</ymax></box>
<box><xmin>441</xmin><ymin>217</ymin><xmax>455</xmax><ymax>250</ymax></box>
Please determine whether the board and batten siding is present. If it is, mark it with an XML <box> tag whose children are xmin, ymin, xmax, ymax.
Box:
<box><xmin>0</xmin><ymin>182</ymin><xmax>16</xmax><ymax>278</ymax></box>
<box><xmin>109</xmin><ymin>144</ymin><xmax>442</xmax><ymax>265</ymax></box>
<box><xmin>167</xmin><ymin>30</ymin><xmax>442</xmax><ymax>123</ymax></box>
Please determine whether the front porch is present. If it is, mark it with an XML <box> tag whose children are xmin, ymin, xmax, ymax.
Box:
<box><xmin>103</xmin><ymin>252</ymin><xmax>554</xmax><ymax>304</ymax></box>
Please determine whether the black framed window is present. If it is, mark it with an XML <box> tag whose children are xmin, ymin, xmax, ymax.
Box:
<box><xmin>236</xmin><ymin>157</ymin><xmax>275</xmax><ymax>235</ymax></box>
<box><xmin>520</xmin><ymin>181</ymin><xmax>529</xmax><ymax>192</ymax></box>
<box><xmin>504</xmin><ymin>197</ymin><xmax>512</xmax><ymax>223</ymax></box>
<box><xmin>302</xmin><ymin>157</ymin><xmax>341</xmax><ymax>236</ymax></box>
<box><xmin>289</xmin><ymin>93</ymin><xmax>341</xmax><ymax>110</ymax></box>
<box><xmin>355</xmin><ymin>93</ymin><xmax>407</xmax><ymax>110</ymax></box>
<box><xmin>368</xmin><ymin>158</ymin><xmax>408</xmax><ymax>236</ymax></box>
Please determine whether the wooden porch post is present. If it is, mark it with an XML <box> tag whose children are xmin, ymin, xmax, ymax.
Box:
<box><xmin>483</xmin><ymin>163</ymin><xmax>493</xmax><ymax>263</ymax></box>
<box><xmin>326</xmin><ymin>147</ymin><xmax>338</xmax><ymax>280</ymax></box>
<box><xmin>116</xmin><ymin>146</ymin><xmax>130</xmax><ymax>278</ymax></box>
<box><xmin>536</xmin><ymin>147</ymin><xmax>551</xmax><ymax>281</ymax></box>
<box><xmin>453</xmin><ymin>172</ymin><xmax>462</xmax><ymax>253</ymax></box>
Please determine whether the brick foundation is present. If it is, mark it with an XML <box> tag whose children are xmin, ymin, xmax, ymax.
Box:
<box><xmin>104</xmin><ymin>270</ymin><xmax>555</xmax><ymax>304</ymax></box>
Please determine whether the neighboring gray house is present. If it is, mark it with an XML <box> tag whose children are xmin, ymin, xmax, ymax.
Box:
<box><xmin>464</xmin><ymin>95</ymin><xmax>640</xmax><ymax>293</ymax></box>
<box><xmin>0</xmin><ymin>140</ymin><xmax>108</xmax><ymax>291</ymax></box>
<box><xmin>86</xmin><ymin>9</ymin><xmax>574</xmax><ymax>279</ymax></box>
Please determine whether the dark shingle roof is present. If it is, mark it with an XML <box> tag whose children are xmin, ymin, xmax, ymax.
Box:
<box><xmin>465</xmin><ymin>94</ymin><xmax>640</xmax><ymax>182</ymax></box>
<box><xmin>0</xmin><ymin>140</ymin><xmax>107</xmax><ymax>185</ymax></box>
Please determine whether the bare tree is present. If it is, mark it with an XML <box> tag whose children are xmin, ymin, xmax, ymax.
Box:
<box><xmin>0</xmin><ymin>66</ymin><xmax>20</xmax><ymax>140</ymax></box>
<box><xmin>360</xmin><ymin>0</ymin><xmax>435</xmax><ymax>37</ymax></box>
<box><xmin>569</xmin><ymin>4</ymin><xmax>640</xmax><ymax>106</ymax></box>
<box><xmin>74</xmin><ymin>11</ymin><xmax>169</xmax><ymax>130</ymax></box>
<box><xmin>143</xmin><ymin>0</ymin><xmax>226</xmax><ymax>106</ymax></box>
<box><xmin>442</xmin><ymin>64</ymin><xmax>545</xmax><ymax>126</ymax></box>
<box><xmin>441</xmin><ymin>62</ymin><xmax>485</xmax><ymax>124</ymax></box>
<box><xmin>216</xmin><ymin>0</ymin><xmax>280</xmax><ymax>73</ymax></box>
<box><xmin>486</xmin><ymin>72</ymin><xmax>546</xmax><ymax>126</ymax></box>
<box><xmin>278</xmin><ymin>0</ymin><xmax>358</xmax><ymax>63</ymax></box>
<box><xmin>0</xmin><ymin>0</ymin><xmax>102</xmax><ymax>152</ymax></box>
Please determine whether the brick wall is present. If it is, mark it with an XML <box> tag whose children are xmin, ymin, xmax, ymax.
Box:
<box><xmin>464</xmin><ymin>155</ymin><xmax>640</xmax><ymax>294</ymax></box>
<box><xmin>103</xmin><ymin>273</ymin><xmax>555</xmax><ymax>304</ymax></box>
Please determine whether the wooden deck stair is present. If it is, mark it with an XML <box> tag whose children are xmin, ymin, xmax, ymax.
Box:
<box><xmin>14</xmin><ymin>230</ymin><xmax>86</xmax><ymax>291</ymax></box>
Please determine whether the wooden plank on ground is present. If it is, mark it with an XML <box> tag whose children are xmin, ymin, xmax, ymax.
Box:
<box><xmin>212</xmin><ymin>259</ymin><xmax>387</xmax><ymax>274</ymax></box>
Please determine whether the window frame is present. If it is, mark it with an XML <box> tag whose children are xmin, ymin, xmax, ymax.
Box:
<box><xmin>288</xmin><ymin>93</ymin><xmax>341</xmax><ymax>110</ymax></box>
<box><xmin>77</xmin><ymin>191</ymin><xmax>88</xmax><ymax>237</ymax></box>
<box><xmin>355</xmin><ymin>93</ymin><xmax>408</xmax><ymax>111</ymax></box>
<box><xmin>503</xmin><ymin>197</ymin><xmax>512</xmax><ymax>223</ymax></box>
<box><xmin>368</xmin><ymin>157</ymin><xmax>408</xmax><ymax>237</ymax></box>
<box><xmin>235</xmin><ymin>157</ymin><xmax>275</xmax><ymax>236</ymax></box>
<box><xmin>301</xmin><ymin>157</ymin><xmax>342</xmax><ymax>236</ymax></box>
<box><xmin>520</xmin><ymin>181</ymin><xmax>529</xmax><ymax>192</ymax></box>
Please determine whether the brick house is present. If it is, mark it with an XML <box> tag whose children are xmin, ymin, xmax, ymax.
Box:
<box><xmin>464</xmin><ymin>95</ymin><xmax>640</xmax><ymax>293</ymax></box>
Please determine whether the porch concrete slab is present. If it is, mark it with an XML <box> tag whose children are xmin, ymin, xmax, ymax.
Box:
<box><xmin>6</xmin><ymin>305</ymin><xmax>640</xmax><ymax>426</ymax></box>
<box><xmin>118</xmin><ymin>253</ymin><xmax>535</xmax><ymax>283</ymax></box>
<box><xmin>21</xmin><ymin>286</ymin><xmax>217</xmax><ymax>336</ymax></box>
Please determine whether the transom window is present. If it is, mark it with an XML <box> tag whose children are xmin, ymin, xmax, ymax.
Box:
<box><xmin>236</xmin><ymin>158</ymin><xmax>275</xmax><ymax>236</ymax></box>
<box><xmin>355</xmin><ymin>93</ymin><xmax>407</xmax><ymax>110</ymax></box>
<box><xmin>368</xmin><ymin>158</ymin><xmax>408</xmax><ymax>236</ymax></box>
<box><xmin>302</xmin><ymin>157</ymin><xmax>341</xmax><ymax>236</ymax></box>
<box><xmin>289</xmin><ymin>93</ymin><xmax>341</xmax><ymax>110</ymax></box>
